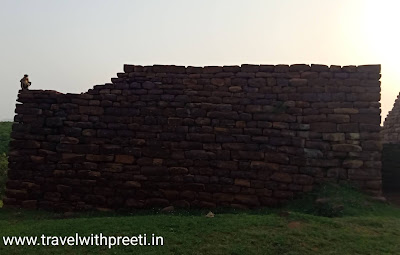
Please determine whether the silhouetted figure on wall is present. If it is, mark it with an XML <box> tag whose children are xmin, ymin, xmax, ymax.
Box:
<box><xmin>20</xmin><ymin>74</ymin><xmax>31</xmax><ymax>90</ymax></box>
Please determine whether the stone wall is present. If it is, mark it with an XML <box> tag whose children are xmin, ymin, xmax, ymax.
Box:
<box><xmin>4</xmin><ymin>64</ymin><xmax>382</xmax><ymax>211</ymax></box>
<box><xmin>381</xmin><ymin>92</ymin><xmax>400</xmax><ymax>191</ymax></box>
<box><xmin>382</xmin><ymin>93</ymin><xmax>400</xmax><ymax>144</ymax></box>
<box><xmin>382</xmin><ymin>144</ymin><xmax>400</xmax><ymax>191</ymax></box>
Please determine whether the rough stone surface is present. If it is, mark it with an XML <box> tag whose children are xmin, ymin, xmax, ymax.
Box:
<box><xmin>5</xmin><ymin>64</ymin><xmax>382</xmax><ymax>211</ymax></box>
<box><xmin>382</xmin><ymin>93</ymin><xmax>400</xmax><ymax>144</ymax></box>
<box><xmin>381</xmin><ymin>94</ymin><xmax>400</xmax><ymax>192</ymax></box>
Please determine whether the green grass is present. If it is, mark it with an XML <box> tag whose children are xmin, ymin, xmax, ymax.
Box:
<box><xmin>286</xmin><ymin>183</ymin><xmax>399</xmax><ymax>217</ymax></box>
<box><xmin>0</xmin><ymin>184</ymin><xmax>399</xmax><ymax>254</ymax></box>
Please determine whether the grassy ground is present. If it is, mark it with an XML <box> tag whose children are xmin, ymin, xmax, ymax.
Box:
<box><xmin>0</xmin><ymin>184</ymin><xmax>399</xmax><ymax>255</ymax></box>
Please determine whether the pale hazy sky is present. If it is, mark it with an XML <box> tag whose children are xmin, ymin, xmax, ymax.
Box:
<box><xmin>0</xmin><ymin>0</ymin><xmax>398</xmax><ymax>123</ymax></box>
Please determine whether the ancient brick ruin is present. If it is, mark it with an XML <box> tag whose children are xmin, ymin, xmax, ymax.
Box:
<box><xmin>382</xmin><ymin>93</ymin><xmax>400</xmax><ymax>191</ymax></box>
<box><xmin>4</xmin><ymin>64</ymin><xmax>382</xmax><ymax>211</ymax></box>
<box><xmin>382</xmin><ymin>93</ymin><xmax>400</xmax><ymax>144</ymax></box>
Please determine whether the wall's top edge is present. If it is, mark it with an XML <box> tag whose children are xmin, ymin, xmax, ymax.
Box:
<box><xmin>122</xmin><ymin>64</ymin><xmax>381</xmax><ymax>74</ymax></box>
<box><xmin>18</xmin><ymin>64</ymin><xmax>381</xmax><ymax>97</ymax></box>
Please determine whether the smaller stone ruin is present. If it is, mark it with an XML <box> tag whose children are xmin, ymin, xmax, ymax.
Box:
<box><xmin>382</xmin><ymin>93</ymin><xmax>400</xmax><ymax>191</ymax></box>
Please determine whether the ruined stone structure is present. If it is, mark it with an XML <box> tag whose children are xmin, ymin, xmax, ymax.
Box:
<box><xmin>4</xmin><ymin>64</ymin><xmax>382</xmax><ymax>211</ymax></box>
<box><xmin>382</xmin><ymin>93</ymin><xmax>400</xmax><ymax>144</ymax></box>
<box><xmin>382</xmin><ymin>93</ymin><xmax>400</xmax><ymax>191</ymax></box>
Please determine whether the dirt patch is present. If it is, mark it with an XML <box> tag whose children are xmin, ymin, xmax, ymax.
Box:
<box><xmin>287</xmin><ymin>221</ymin><xmax>302</xmax><ymax>229</ymax></box>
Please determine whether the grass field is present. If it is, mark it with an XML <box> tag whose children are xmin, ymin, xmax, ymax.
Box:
<box><xmin>0</xmin><ymin>184</ymin><xmax>399</xmax><ymax>254</ymax></box>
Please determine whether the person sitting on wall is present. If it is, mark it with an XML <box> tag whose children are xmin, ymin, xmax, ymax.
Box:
<box><xmin>20</xmin><ymin>74</ymin><xmax>31</xmax><ymax>90</ymax></box>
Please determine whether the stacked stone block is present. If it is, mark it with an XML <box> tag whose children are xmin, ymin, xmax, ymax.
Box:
<box><xmin>4</xmin><ymin>64</ymin><xmax>382</xmax><ymax>211</ymax></box>
<box><xmin>382</xmin><ymin>144</ymin><xmax>400</xmax><ymax>191</ymax></box>
<box><xmin>382</xmin><ymin>93</ymin><xmax>400</xmax><ymax>144</ymax></box>
<box><xmin>381</xmin><ymin>92</ymin><xmax>400</xmax><ymax>191</ymax></box>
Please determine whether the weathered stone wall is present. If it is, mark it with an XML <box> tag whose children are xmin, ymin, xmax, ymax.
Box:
<box><xmin>382</xmin><ymin>92</ymin><xmax>400</xmax><ymax>191</ymax></box>
<box><xmin>382</xmin><ymin>144</ymin><xmax>400</xmax><ymax>191</ymax></box>
<box><xmin>382</xmin><ymin>93</ymin><xmax>400</xmax><ymax>144</ymax></box>
<box><xmin>4</xmin><ymin>64</ymin><xmax>382</xmax><ymax>211</ymax></box>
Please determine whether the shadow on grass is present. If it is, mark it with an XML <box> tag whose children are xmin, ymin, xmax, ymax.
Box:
<box><xmin>0</xmin><ymin>183</ymin><xmax>398</xmax><ymax>222</ymax></box>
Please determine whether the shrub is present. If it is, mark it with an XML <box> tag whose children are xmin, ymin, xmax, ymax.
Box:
<box><xmin>0</xmin><ymin>122</ymin><xmax>12</xmax><ymax>154</ymax></box>
<box><xmin>0</xmin><ymin>153</ymin><xmax>7</xmax><ymax>199</ymax></box>
<box><xmin>286</xmin><ymin>183</ymin><xmax>375</xmax><ymax>217</ymax></box>
<box><xmin>0</xmin><ymin>122</ymin><xmax>11</xmax><ymax>199</ymax></box>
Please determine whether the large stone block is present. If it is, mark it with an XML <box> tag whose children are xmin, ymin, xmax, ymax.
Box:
<box><xmin>322</xmin><ymin>133</ymin><xmax>345</xmax><ymax>142</ymax></box>
<box><xmin>234</xmin><ymin>194</ymin><xmax>260</xmax><ymax>206</ymax></box>
<box><xmin>332</xmin><ymin>144</ymin><xmax>362</xmax><ymax>152</ymax></box>
<box><xmin>270</xmin><ymin>172</ymin><xmax>292</xmax><ymax>183</ymax></box>
<box><xmin>115</xmin><ymin>155</ymin><xmax>135</xmax><ymax>164</ymax></box>
<box><xmin>357</xmin><ymin>65</ymin><xmax>381</xmax><ymax>73</ymax></box>
<box><xmin>79</xmin><ymin>106</ymin><xmax>104</xmax><ymax>115</ymax></box>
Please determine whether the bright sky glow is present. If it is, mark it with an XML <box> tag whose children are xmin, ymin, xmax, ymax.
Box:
<box><xmin>0</xmin><ymin>0</ymin><xmax>398</xmax><ymax>123</ymax></box>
